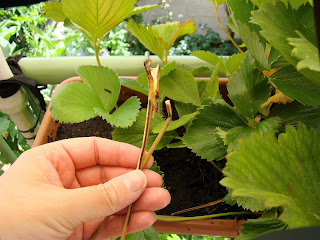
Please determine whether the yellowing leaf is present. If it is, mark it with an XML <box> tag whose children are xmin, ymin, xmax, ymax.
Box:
<box><xmin>62</xmin><ymin>0</ymin><xmax>136</xmax><ymax>44</ymax></box>
<box><xmin>126</xmin><ymin>19</ymin><xmax>165</xmax><ymax>62</ymax></box>
<box><xmin>152</xmin><ymin>20</ymin><xmax>196</xmax><ymax>55</ymax></box>
<box><xmin>127</xmin><ymin>19</ymin><xmax>196</xmax><ymax>63</ymax></box>
<box><xmin>41</xmin><ymin>1</ymin><xmax>66</xmax><ymax>22</ymax></box>
<box><xmin>130</xmin><ymin>5</ymin><xmax>159</xmax><ymax>16</ymax></box>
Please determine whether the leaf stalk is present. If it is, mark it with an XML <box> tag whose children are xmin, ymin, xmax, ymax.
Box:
<box><xmin>157</xmin><ymin>211</ymin><xmax>251</xmax><ymax>221</ymax></box>
<box><xmin>171</xmin><ymin>199</ymin><xmax>223</xmax><ymax>216</ymax></box>
<box><xmin>214</xmin><ymin>5</ymin><xmax>243</xmax><ymax>53</ymax></box>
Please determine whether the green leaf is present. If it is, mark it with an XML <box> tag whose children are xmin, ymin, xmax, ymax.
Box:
<box><xmin>268</xmin><ymin>47</ymin><xmax>282</xmax><ymax>65</ymax></box>
<box><xmin>271</xmin><ymin>56</ymin><xmax>291</xmax><ymax>69</ymax></box>
<box><xmin>251</xmin><ymin>2</ymin><xmax>320</xmax><ymax>86</ymax></box>
<box><xmin>288</xmin><ymin>31</ymin><xmax>320</xmax><ymax>72</ymax></box>
<box><xmin>227</xmin><ymin>53</ymin><xmax>271</xmax><ymax>119</ymax></box>
<box><xmin>205</xmin><ymin>64</ymin><xmax>220</xmax><ymax>99</ymax></box>
<box><xmin>160</xmin><ymin>68</ymin><xmax>202</xmax><ymax>106</ymax></box>
<box><xmin>166</xmin><ymin>141</ymin><xmax>187</xmax><ymax>148</ymax></box>
<box><xmin>197</xmin><ymin>80</ymin><xmax>209</xmax><ymax>102</ymax></box>
<box><xmin>269</xmin><ymin>65</ymin><xmax>320</xmax><ymax>106</ymax></box>
<box><xmin>137</xmin><ymin>72</ymin><xmax>149</xmax><ymax>89</ymax></box>
<box><xmin>50</xmin><ymin>82</ymin><xmax>102</xmax><ymax>123</ymax></box>
<box><xmin>112</xmin><ymin>227</ymin><xmax>160</xmax><ymax>240</ymax></box>
<box><xmin>130</xmin><ymin>5</ymin><xmax>159</xmax><ymax>16</ymax></box>
<box><xmin>126</xmin><ymin>19</ymin><xmax>165</xmax><ymax>62</ymax></box>
<box><xmin>127</xmin><ymin>19</ymin><xmax>195</xmax><ymax>63</ymax></box>
<box><xmin>94</xmin><ymin>97</ymin><xmax>140</xmax><ymax>128</ymax></box>
<box><xmin>77</xmin><ymin>65</ymin><xmax>120</xmax><ymax>112</ymax></box>
<box><xmin>226</xmin><ymin>0</ymin><xmax>261</xmax><ymax>39</ymax></box>
<box><xmin>174</xmin><ymin>101</ymin><xmax>198</xmax><ymax>118</ymax></box>
<box><xmin>112</xmin><ymin>110</ymin><xmax>178</xmax><ymax>150</ymax></box>
<box><xmin>191</xmin><ymin>66</ymin><xmax>210</xmax><ymax>76</ymax></box>
<box><xmin>152</xmin><ymin>20</ymin><xmax>196</xmax><ymax>54</ymax></box>
<box><xmin>161</xmin><ymin>61</ymin><xmax>177</xmax><ymax>77</ymax></box>
<box><xmin>152</xmin><ymin>112</ymin><xmax>198</xmax><ymax>133</ymax></box>
<box><xmin>63</xmin><ymin>0</ymin><xmax>136</xmax><ymax>43</ymax></box>
<box><xmin>225</xmin><ymin>53</ymin><xmax>246</xmax><ymax>76</ymax></box>
<box><xmin>238</xmin><ymin>22</ymin><xmax>270</xmax><ymax>71</ymax></box>
<box><xmin>183</xmin><ymin>103</ymin><xmax>248</xmax><ymax>160</ymax></box>
<box><xmin>225</xmin><ymin>117</ymin><xmax>281</xmax><ymax>152</ymax></box>
<box><xmin>120</xmin><ymin>78</ymin><xmax>149</xmax><ymax>96</ymax></box>
<box><xmin>233</xmin><ymin>196</ymin><xmax>266</xmax><ymax>212</ymax></box>
<box><xmin>41</xmin><ymin>0</ymin><xmax>66</xmax><ymax>22</ymax></box>
<box><xmin>221</xmin><ymin>123</ymin><xmax>320</xmax><ymax>228</ymax></box>
<box><xmin>236</xmin><ymin>218</ymin><xmax>287</xmax><ymax>240</ymax></box>
<box><xmin>269</xmin><ymin>101</ymin><xmax>320</xmax><ymax>135</ymax></box>
<box><xmin>0</xmin><ymin>117</ymin><xmax>10</xmax><ymax>134</ymax></box>
<box><xmin>249</xmin><ymin>0</ymin><xmax>313</xmax><ymax>9</ymax></box>
<box><xmin>215</xmin><ymin>127</ymin><xmax>227</xmax><ymax>148</ymax></box>
<box><xmin>63</xmin><ymin>18</ymin><xmax>93</xmax><ymax>42</ymax></box>
<box><xmin>191</xmin><ymin>51</ymin><xmax>228</xmax><ymax>76</ymax></box>
<box><xmin>191</xmin><ymin>51</ymin><xmax>244</xmax><ymax>77</ymax></box>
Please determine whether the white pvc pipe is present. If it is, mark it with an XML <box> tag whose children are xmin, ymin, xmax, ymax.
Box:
<box><xmin>0</xmin><ymin>48</ymin><xmax>37</xmax><ymax>146</ymax></box>
<box><xmin>0</xmin><ymin>49</ymin><xmax>13</xmax><ymax>80</ymax></box>
<box><xmin>18</xmin><ymin>55</ymin><xmax>216</xmax><ymax>84</ymax></box>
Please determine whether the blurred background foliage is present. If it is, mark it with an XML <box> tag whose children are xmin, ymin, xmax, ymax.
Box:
<box><xmin>0</xmin><ymin>1</ymin><xmax>240</xmax><ymax>58</ymax></box>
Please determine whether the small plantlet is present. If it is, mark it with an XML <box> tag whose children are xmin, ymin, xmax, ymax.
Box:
<box><xmin>42</xmin><ymin>0</ymin><xmax>158</xmax><ymax>66</ymax></box>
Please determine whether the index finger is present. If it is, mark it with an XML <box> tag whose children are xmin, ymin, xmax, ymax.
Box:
<box><xmin>39</xmin><ymin>137</ymin><xmax>153</xmax><ymax>170</ymax></box>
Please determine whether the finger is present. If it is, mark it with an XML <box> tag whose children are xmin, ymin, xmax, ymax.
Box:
<box><xmin>38</xmin><ymin>137</ymin><xmax>154</xmax><ymax>170</ymax></box>
<box><xmin>60</xmin><ymin>170</ymin><xmax>147</xmax><ymax>224</ymax></box>
<box><xmin>75</xmin><ymin>167</ymin><xmax>163</xmax><ymax>188</ymax></box>
<box><xmin>116</xmin><ymin>187</ymin><xmax>170</xmax><ymax>215</ymax></box>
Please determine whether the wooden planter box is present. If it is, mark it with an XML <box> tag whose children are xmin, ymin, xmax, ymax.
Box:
<box><xmin>32</xmin><ymin>76</ymin><xmax>245</xmax><ymax>238</ymax></box>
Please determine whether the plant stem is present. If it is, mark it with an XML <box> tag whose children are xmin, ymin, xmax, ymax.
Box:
<box><xmin>208</xmin><ymin>160</ymin><xmax>223</xmax><ymax>174</ymax></box>
<box><xmin>140</xmin><ymin>105</ymin><xmax>172</xmax><ymax>169</ymax></box>
<box><xmin>247</xmin><ymin>118</ymin><xmax>256</xmax><ymax>128</ymax></box>
<box><xmin>120</xmin><ymin>112</ymin><xmax>172</xmax><ymax>240</ymax></box>
<box><xmin>94</xmin><ymin>43</ymin><xmax>102</xmax><ymax>67</ymax></box>
<box><xmin>171</xmin><ymin>199</ymin><xmax>223</xmax><ymax>216</ymax></box>
<box><xmin>89</xmin><ymin>216</ymin><xmax>110</xmax><ymax>240</ymax></box>
<box><xmin>214</xmin><ymin>5</ymin><xmax>243</xmax><ymax>53</ymax></box>
<box><xmin>120</xmin><ymin>204</ymin><xmax>134</xmax><ymax>240</ymax></box>
<box><xmin>120</xmin><ymin>72</ymin><xmax>153</xmax><ymax>240</ymax></box>
<box><xmin>156</xmin><ymin>211</ymin><xmax>251</xmax><ymax>221</ymax></box>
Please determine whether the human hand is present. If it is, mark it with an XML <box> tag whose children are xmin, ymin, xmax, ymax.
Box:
<box><xmin>0</xmin><ymin>137</ymin><xmax>170</xmax><ymax>240</ymax></box>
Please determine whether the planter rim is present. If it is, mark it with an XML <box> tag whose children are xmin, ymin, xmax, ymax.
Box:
<box><xmin>32</xmin><ymin>77</ymin><xmax>244</xmax><ymax>237</ymax></box>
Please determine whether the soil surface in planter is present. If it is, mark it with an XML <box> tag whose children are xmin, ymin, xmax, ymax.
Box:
<box><xmin>55</xmin><ymin>117</ymin><xmax>246</xmax><ymax>218</ymax></box>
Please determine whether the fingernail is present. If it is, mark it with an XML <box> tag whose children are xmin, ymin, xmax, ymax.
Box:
<box><xmin>123</xmin><ymin>170</ymin><xmax>147</xmax><ymax>192</ymax></box>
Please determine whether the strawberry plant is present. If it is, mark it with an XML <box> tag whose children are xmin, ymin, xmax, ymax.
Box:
<box><xmin>118</xmin><ymin>0</ymin><xmax>320</xmax><ymax>239</ymax></box>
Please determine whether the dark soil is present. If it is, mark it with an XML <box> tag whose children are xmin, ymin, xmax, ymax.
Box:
<box><xmin>55</xmin><ymin>117</ymin><xmax>247</xmax><ymax>218</ymax></box>
<box><xmin>154</xmin><ymin>148</ymin><xmax>228</xmax><ymax>216</ymax></box>
<box><xmin>55</xmin><ymin>117</ymin><xmax>113</xmax><ymax>140</ymax></box>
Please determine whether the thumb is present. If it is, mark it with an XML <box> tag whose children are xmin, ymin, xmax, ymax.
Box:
<box><xmin>60</xmin><ymin>170</ymin><xmax>147</xmax><ymax>223</ymax></box>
